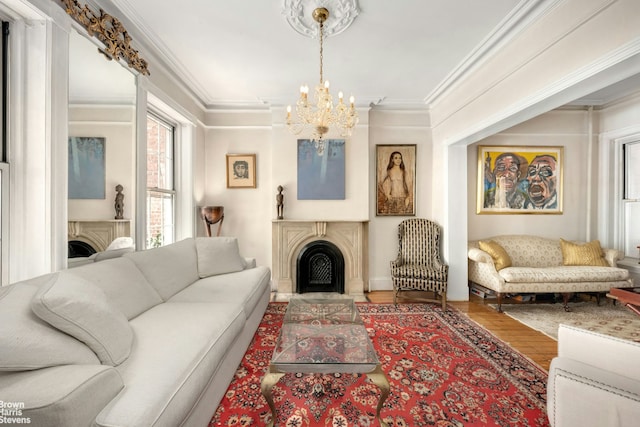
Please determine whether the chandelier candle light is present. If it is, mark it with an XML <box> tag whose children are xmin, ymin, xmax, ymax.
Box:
<box><xmin>286</xmin><ymin>7</ymin><xmax>358</xmax><ymax>154</ymax></box>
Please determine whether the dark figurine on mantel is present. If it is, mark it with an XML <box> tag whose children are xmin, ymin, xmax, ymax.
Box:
<box><xmin>276</xmin><ymin>185</ymin><xmax>284</xmax><ymax>220</ymax></box>
<box><xmin>114</xmin><ymin>184</ymin><xmax>124</xmax><ymax>219</ymax></box>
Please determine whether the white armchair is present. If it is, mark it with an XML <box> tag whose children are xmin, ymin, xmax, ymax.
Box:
<box><xmin>547</xmin><ymin>325</ymin><xmax>640</xmax><ymax>426</ymax></box>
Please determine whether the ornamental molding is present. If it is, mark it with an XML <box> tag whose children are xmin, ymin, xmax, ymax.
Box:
<box><xmin>282</xmin><ymin>0</ymin><xmax>360</xmax><ymax>39</ymax></box>
<box><xmin>59</xmin><ymin>0</ymin><xmax>150</xmax><ymax>76</ymax></box>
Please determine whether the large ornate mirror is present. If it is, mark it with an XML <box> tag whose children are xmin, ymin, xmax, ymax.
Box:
<box><xmin>67</xmin><ymin>28</ymin><xmax>137</xmax><ymax>261</ymax></box>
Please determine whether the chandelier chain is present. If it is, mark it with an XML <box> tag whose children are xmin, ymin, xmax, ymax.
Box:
<box><xmin>319</xmin><ymin>20</ymin><xmax>324</xmax><ymax>85</ymax></box>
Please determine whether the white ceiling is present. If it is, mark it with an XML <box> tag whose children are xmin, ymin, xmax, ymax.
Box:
<box><xmin>71</xmin><ymin>0</ymin><xmax>638</xmax><ymax>110</ymax></box>
<box><xmin>106</xmin><ymin>0</ymin><xmax>524</xmax><ymax>109</ymax></box>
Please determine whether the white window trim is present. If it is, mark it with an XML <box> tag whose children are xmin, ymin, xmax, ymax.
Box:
<box><xmin>598</xmin><ymin>127</ymin><xmax>640</xmax><ymax>254</ymax></box>
<box><xmin>136</xmin><ymin>79</ymin><xmax>195</xmax><ymax>249</ymax></box>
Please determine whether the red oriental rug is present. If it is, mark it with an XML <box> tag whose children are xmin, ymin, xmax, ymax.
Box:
<box><xmin>210</xmin><ymin>303</ymin><xmax>550</xmax><ymax>427</ymax></box>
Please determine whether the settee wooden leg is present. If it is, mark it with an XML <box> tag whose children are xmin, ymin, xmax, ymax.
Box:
<box><xmin>496</xmin><ymin>293</ymin><xmax>504</xmax><ymax>313</ymax></box>
<box><xmin>561</xmin><ymin>292</ymin><xmax>572</xmax><ymax>312</ymax></box>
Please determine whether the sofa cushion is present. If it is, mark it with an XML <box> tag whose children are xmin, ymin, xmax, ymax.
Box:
<box><xmin>169</xmin><ymin>266</ymin><xmax>271</xmax><ymax>318</ymax></box>
<box><xmin>478</xmin><ymin>240</ymin><xmax>512</xmax><ymax>270</ymax></box>
<box><xmin>0</xmin><ymin>364</ymin><xmax>123</xmax><ymax>426</ymax></box>
<box><xmin>560</xmin><ymin>239</ymin><xmax>609</xmax><ymax>267</ymax></box>
<box><xmin>96</xmin><ymin>302</ymin><xmax>245</xmax><ymax>427</ymax></box>
<box><xmin>491</xmin><ymin>235</ymin><xmax>563</xmax><ymax>267</ymax></box>
<box><xmin>499</xmin><ymin>265</ymin><xmax>630</xmax><ymax>283</ymax></box>
<box><xmin>93</xmin><ymin>246</ymin><xmax>134</xmax><ymax>262</ymax></box>
<box><xmin>195</xmin><ymin>236</ymin><xmax>245</xmax><ymax>278</ymax></box>
<box><xmin>65</xmin><ymin>257</ymin><xmax>163</xmax><ymax>320</ymax></box>
<box><xmin>125</xmin><ymin>238</ymin><xmax>199</xmax><ymax>300</ymax></box>
<box><xmin>31</xmin><ymin>272</ymin><xmax>133</xmax><ymax>366</ymax></box>
<box><xmin>0</xmin><ymin>276</ymin><xmax>99</xmax><ymax>371</ymax></box>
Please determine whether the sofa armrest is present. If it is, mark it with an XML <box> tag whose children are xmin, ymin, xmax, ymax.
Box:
<box><xmin>603</xmin><ymin>248</ymin><xmax>624</xmax><ymax>267</ymax></box>
<box><xmin>557</xmin><ymin>324</ymin><xmax>640</xmax><ymax>382</ymax></box>
<box><xmin>547</xmin><ymin>356</ymin><xmax>640</xmax><ymax>427</ymax></box>
<box><xmin>468</xmin><ymin>247</ymin><xmax>493</xmax><ymax>264</ymax></box>
<box><xmin>0</xmin><ymin>364</ymin><xmax>123</xmax><ymax>426</ymax></box>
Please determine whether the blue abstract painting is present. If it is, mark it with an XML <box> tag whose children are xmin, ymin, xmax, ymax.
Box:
<box><xmin>297</xmin><ymin>139</ymin><xmax>345</xmax><ymax>200</ymax></box>
<box><xmin>68</xmin><ymin>136</ymin><xmax>106</xmax><ymax>199</ymax></box>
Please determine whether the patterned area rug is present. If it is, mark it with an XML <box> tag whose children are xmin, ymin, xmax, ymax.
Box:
<box><xmin>209</xmin><ymin>303</ymin><xmax>549</xmax><ymax>427</ymax></box>
<box><xmin>493</xmin><ymin>300</ymin><xmax>640</xmax><ymax>341</ymax></box>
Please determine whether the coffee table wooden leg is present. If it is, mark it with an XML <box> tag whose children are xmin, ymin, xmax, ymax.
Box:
<box><xmin>260</xmin><ymin>365</ymin><xmax>285</xmax><ymax>427</ymax></box>
<box><xmin>366</xmin><ymin>364</ymin><xmax>390</xmax><ymax>427</ymax></box>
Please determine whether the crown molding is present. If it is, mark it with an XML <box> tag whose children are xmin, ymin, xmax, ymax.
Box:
<box><xmin>425</xmin><ymin>0</ymin><xmax>552</xmax><ymax>107</ymax></box>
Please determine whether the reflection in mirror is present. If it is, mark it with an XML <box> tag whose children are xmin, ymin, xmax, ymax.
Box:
<box><xmin>67</xmin><ymin>29</ymin><xmax>137</xmax><ymax>264</ymax></box>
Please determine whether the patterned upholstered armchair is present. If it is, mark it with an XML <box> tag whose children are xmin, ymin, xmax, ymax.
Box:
<box><xmin>390</xmin><ymin>218</ymin><xmax>449</xmax><ymax>309</ymax></box>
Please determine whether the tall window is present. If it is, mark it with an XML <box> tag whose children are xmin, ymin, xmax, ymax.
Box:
<box><xmin>623</xmin><ymin>140</ymin><xmax>640</xmax><ymax>258</ymax></box>
<box><xmin>146</xmin><ymin>113</ymin><xmax>175</xmax><ymax>248</ymax></box>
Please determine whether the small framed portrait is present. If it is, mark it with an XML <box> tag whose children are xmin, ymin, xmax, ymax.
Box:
<box><xmin>376</xmin><ymin>144</ymin><xmax>416</xmax><ymax>216</ymax></box>
<box><xmin>477</xmin><ymin>145</ymin><xmax>563</xmax><ymax>214</ymax></box>
<box><xmin>226</xmin><ymin>154</ymin><xmax>256</xmax><ymax>189</ymax></box>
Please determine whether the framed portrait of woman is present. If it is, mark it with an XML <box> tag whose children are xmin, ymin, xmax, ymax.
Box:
<box><xmin>376</xmin><ymin>145</ymin><xmax>416</xmax><ymax>216</ymax></box>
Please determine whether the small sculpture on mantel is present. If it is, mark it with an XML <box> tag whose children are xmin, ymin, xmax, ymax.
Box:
<box><xmin>276</xmin><ymin>185</ymin><xmax>284</xmax><ymax>220</ymax></box>
<box><xmin>114</xmin><ymin>184</ymin><xmax>124</xmax><ymax>219</ymax></box>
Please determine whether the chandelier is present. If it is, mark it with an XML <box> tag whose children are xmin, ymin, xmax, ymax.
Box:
<box><xmin>286</xmin><ymin>7</ymin><xmax>358</xmax><ymax>153</ymax></box>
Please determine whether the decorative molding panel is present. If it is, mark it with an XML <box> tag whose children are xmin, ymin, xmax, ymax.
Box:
<box><xmin>282</xmin><ymin>0</ymin><xmax>360</xmax><ymax>38</ymax></box>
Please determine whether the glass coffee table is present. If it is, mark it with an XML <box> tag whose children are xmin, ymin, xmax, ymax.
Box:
<box><xmin>261</xmin><ymin>293</ymin><xmax>389</xmax><ymax>427</ymax></box>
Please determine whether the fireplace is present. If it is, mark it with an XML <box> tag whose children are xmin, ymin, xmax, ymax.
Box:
<box><xmin>272</xmin><ymin>220</ymin><xmax>368</xmax><ymax>298</ymax></box>
<box><xmin>296</xmin><ymin>240</ymin><xmax>344</xmax><ymax>294</ymax></box>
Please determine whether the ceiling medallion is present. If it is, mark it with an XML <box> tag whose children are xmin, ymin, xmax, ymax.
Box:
<box><xmin>59</xmin><ymin>0</ymin><xmax>150</xmax><ymax>76</ymax></box>
<box><xmin>282</xmin><ymin>0</ymin><xmax>360</xmax><ymax>39</ymax></box>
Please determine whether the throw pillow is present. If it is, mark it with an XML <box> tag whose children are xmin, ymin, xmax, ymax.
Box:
<box><xmin>560</xmin><ymin>239</ymin><xmax>609</xmax><ymax>266</ymax></box>
<box><xmin>478</xmin><ymin>240</ymin><xmax>512</xmax><ymax>271</ymax></box>
<box><xmin>196</xmin><ymin>237</ymin><xmax>246</xmax><ymax>278</ymax></box>
<box><xmin>0</xmin><ymin>277</ymin><xmax>99</xmax><ymax>371</ymax></box>
<box><xmin>31</xmin><ymin>272</ymin><xmax>133</xmax><ymax>366</ymax></box>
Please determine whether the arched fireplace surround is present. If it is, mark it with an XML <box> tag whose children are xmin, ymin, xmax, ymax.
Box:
<box><xmin>272</xmin><ymin>220</ymin><xmax>368</xmax><ymax>297</ymax></box>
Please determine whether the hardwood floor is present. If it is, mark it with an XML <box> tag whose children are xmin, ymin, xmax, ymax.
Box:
<box><xmin>365</xmin><ymin>290</ymin><xmax>557</xmax><ymax>371</ymax></box>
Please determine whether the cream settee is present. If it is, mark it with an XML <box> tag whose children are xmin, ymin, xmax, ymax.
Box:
<box><xmin>0</xmin><ymin>237</ymin><xmax>271</xmax><ymax>427</ymax></box>
<box><xmin>547</xmin><ymin>325</ymin><xmax>640</xmax><ymax>426</ymax></box>
<box><xmin>468</xmin><ymin>235</ymin><xmax>632</xmax><ymax>311</ymax></box>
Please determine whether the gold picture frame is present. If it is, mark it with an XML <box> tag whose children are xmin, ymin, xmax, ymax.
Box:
<box><xmin>226</xmin><ymin>154</ymin><xmax>256</xmax><ymax>189</ymax></box>
<box><xmin>375</xmin><ymin>144</ymin><xmax>416</xmax><ymax>216</ymax></box>
<box><xmin>477</xmin><ymin>145</ymin><xmax>563</xmax><ymax>214</ymax></box>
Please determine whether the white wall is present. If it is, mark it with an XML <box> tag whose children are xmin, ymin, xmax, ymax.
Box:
<box><xmin>68</xmin><ymin>105</ymin><xmax>136</xmax><ymax>226</ymax></box>
<box><xmin>367</xmin><ymin>109</ymin><xmax>431</xmax><ymax>291</ymax></box>
<box><xmin>200</xmin><ymin>108</ymin><xmax>433</xmax><ymax>293</ymax></box>
<box><xmin>467</xmin><ymin>109</ymin><xmax>593</xmax><ymax>241</ymax></box>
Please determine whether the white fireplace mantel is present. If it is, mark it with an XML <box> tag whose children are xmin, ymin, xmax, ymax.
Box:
<box><xmin>68</xmin><ymin>220</ymin><xmax>132</xmax><ymax>252</ymax></box>
<box><xmin>272</xmin><ymin>220</ymin><xmax>369</xmax><ymax>297</ymax></box>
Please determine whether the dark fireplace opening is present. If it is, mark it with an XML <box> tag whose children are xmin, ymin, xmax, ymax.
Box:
<box><xmin>68</xmin><ymin>240</ymin><xmax>97</xmax><ymax>258</ymax></box>
<box><xmin>296</xmin><ymin>240</ymin><xmax>344</xmax><ymax>294</ymax></box>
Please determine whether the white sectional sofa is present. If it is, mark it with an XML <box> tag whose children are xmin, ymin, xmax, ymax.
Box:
<box><xmin>547</xmin><ymin>325</ymin><xmax>640</xmax><ymax>427</ymax></box>
<box><xmin>0</xmin><ymin>237</ymin><xmax>271</xmax><ymax>427</ymax></box>
<box><xmin>468</xmin><ymin>235</ymin><xmax>632</xmax><ymax>311</ymax></box>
